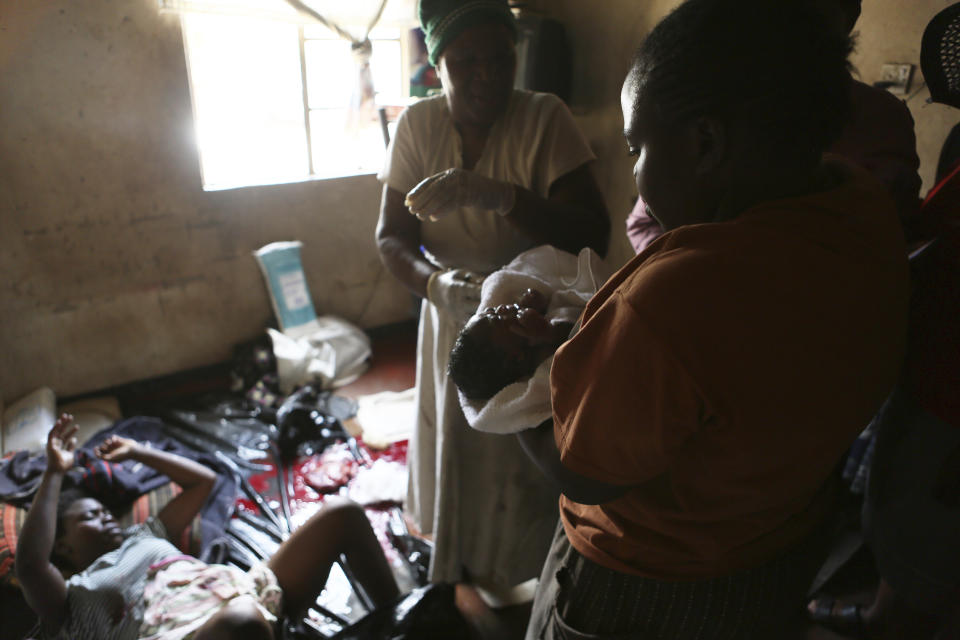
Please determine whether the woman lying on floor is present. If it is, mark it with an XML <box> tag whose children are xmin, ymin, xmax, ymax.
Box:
<box><xmin>16</xmin><ymin>413</ymin><xmax>399</xmax><ymax>640</ymax></box>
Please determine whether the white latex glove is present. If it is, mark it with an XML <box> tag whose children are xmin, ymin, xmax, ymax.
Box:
<box><xmin>427</xmin><ymin>268</ymin><xmax>484</xmax><ymax>325</ymax></box>
<box><xmin>405</xmin><ymin>168</ymin><xmax>516</xmax><ymax>221</ymax></box>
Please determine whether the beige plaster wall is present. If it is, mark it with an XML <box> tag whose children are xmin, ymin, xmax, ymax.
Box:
<box><xmin>0</xmin><ymin>0</ymin><xmax>412</xmax><ymax>403</ymax></box>
<box><xmin>2</xmin><ymin>0</ymin><xmax>956</xmax><ymax>404</ymax></box>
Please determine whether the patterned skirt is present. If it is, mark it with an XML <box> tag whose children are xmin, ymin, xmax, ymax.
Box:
<box><xmin>139</xmin><ymin>556</ymin><xmax>283</xmax><ymax>640</ymax></box>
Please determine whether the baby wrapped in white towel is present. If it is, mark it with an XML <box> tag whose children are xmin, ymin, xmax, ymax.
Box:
<box><xmin>449</xmin><ymin>245</ymin><xmax>609</xmax><ymax>434</ymax></box>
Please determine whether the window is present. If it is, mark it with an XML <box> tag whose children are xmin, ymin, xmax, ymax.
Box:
<box><xmin>178</xmin><ymin>7</ymin><xmax>415</xmax><ymax>190</ymax></box>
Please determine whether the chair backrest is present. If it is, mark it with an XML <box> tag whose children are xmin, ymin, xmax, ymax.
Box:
<box><xmin>921</xmin><ymin>2</ymin><xmax>960</xmax><ymax>108</ymax></box>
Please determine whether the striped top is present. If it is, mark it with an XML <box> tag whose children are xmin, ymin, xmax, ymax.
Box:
<box><xmin>49</xmin><ymin>518</ymin><xmax>179</xmax><ymax>640</ymax></box>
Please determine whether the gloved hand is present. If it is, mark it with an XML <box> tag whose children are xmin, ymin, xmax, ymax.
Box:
<box><xmin>405</xmin><ymin>169</ymin><xmax>516</xmax><ymax>221</ymax></box>
<box><xmin>427</xmin><ymin>268</ymin><xmax>484</xmax><ymax>326</ymax></box>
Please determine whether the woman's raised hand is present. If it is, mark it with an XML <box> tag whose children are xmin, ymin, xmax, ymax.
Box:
<box><xmin>95</xmin><ymin>435</ymin><xmax>141</xmax><ymax>463</ymax></box>
<box><xmin>46</xmin><ymin>413</ymin><xmax>79</xmax><ymax>474</ymax></box>
<box><xmin>405</xmin><ymin>168</ymin><xmax>515</xmax><ymax>221</ymax></box>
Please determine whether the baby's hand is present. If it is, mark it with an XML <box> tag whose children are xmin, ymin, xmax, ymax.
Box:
<box><xmin>517</xmin><ymin>288</ymin><xmax>549</xmax><ymax>315</ymax></box>
<box><xmin>95</xmin><ymin>436</ymin><xmax>141</xmax><ymax>463</ymax></box>
<box><xmin>46</xmin><ymin>413</ymin><xmax>78</xmax><ymax>473</ymax></box>
<box><xmin>511</xmin><ymin>307</ymin><xmax>555</xmax><ymax>344</ymax></box>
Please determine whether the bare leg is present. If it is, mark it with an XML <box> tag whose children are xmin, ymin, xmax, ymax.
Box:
<box><xmin>267</xmin><ymin>499</ymin><xmax>400</xmax><ymax>615</ymax></box>
<box><xmin>193</xmin><ymin>596</ymin><xmax>274</xmax><ymax>640</ymax></box>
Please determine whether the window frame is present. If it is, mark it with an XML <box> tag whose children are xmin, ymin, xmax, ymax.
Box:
<box><xmin>180</xmin><ymin>12</ymin><xmax>413</xmax><ymax>191</ymax></box>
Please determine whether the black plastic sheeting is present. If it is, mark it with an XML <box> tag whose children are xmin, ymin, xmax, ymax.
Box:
<box><xmin>158</xmin><ymin>386</ymin><xmax>441</xmax><ymax>639</ymax></box>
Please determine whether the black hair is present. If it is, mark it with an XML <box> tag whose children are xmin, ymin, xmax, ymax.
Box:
<box><xmin>629</xmin><ymin>0</ymin><xmax>854</xmax><ymax>165</ymax></box>
<box><xmin>50</xmin><ymin>486</ymin><xmax>96</xmax><ymax>568</ymax></box>
<box><xmin>448</xmin><ymin>325</ymin><xmax>538</xmax><ymax>401</ymax></box>
<box><xmin>55</xmin><ymin>486</ymin><xmax>95</xmax><ymax>540</ymax></box>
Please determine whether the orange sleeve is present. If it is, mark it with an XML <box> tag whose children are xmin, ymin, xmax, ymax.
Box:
<box><xmin>551</xmin><ymin>291</ymin><xmax>704</xmax><ymax>486</ymax></box>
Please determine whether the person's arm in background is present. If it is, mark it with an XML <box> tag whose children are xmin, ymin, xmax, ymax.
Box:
<box><xmin>517</xmin><ymin>418</ymin><xmax>634</xmax><ymax>504</ymax></box>
<box><xmin>16</xmin><ymin>415</ymin><xmax>76</xmax><ymax>636</ymax></box>
<box><xmin>625</xmin><ymin>196</ymin><xmax>665</xmax><ymax>255</ymax></box>
<box><xmin>507</xmin><ymin>164</ymin><xmax>611</xmax><ymax>258</ymax></box>
<box><xmin>95</xmin><ymin>436</ymin><xmax>216</xmax><ymax>542</ymax></box>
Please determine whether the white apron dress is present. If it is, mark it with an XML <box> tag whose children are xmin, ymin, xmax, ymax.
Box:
<box><xmin>379</xmin><ymin>90</ymin><xmax>596</xmax><ymax>589</ymax></box>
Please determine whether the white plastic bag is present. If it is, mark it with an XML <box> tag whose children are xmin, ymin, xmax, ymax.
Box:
<box><xmin>268</xmin><ymin>316</ymin><xmax>371</xmax><ymax>394</ymax></box>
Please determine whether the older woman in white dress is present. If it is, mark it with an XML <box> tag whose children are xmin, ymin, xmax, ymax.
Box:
<box><xmin>375</xmin><ymin>0</ymin><xmax>608</xmax><ymax>602</ymax></box>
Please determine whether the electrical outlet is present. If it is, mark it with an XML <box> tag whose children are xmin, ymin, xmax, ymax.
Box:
<box><xmin>879</xmin><ymin>63</ymin><xmax>914</xmax><ymax>95</ymax></box>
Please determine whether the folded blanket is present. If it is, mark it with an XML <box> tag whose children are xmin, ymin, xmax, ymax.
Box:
<box><xmin>459</xmin><ymin>246</ymin><xmax>608</xmax><ymax>434</ymax></box>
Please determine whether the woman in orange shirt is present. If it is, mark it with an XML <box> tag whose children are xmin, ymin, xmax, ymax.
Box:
<box><xmin>520</xmin><ymin>0</ymin><xmax>909</xmax><ymax>637</ymax></box>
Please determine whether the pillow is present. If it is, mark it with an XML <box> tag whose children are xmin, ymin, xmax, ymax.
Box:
<box><xmin>58</xmin><ymin>395</ymin><xmax>123</xmax><ymax>448</ymax></box>
<box><xmin>1</xmin><ymin>387</ymin><xmax>56</xmax><ymax>455</ymax></box>
<box><xmin>0</xmin><ymin>482</ymin><xmax>201</xmax><ymax>588</ymax></box>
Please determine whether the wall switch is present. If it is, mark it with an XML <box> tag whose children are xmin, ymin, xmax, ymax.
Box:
<box><xmin>879</xmin><ymin>63</ymin><xmax>914</xmax><ymax>94</ymax></box>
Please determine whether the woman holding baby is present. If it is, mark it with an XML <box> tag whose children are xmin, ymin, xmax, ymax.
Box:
<box><xmin>374</xmin><ymin>0</ymin><xmax>608</xmax><ymax>604</ymax></box>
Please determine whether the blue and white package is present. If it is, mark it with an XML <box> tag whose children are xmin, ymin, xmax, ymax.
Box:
<box><xmin>254</xmin><ymin>241</ymin><xmax>319</xmax><ymax>334</ymax></box>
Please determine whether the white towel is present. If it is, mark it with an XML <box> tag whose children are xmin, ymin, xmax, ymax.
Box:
<box><xmin>459</xmin><ymin>246</ymin><xmax>608</xmax><ymax>434</ymax></box>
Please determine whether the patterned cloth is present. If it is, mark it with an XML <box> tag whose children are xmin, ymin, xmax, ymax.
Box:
<box><xmin>140</xmin><ymin>557</ymin><xmax>282</xmax><ymax>640</ymax></box>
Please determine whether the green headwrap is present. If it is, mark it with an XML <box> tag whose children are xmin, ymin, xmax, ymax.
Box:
<box><xmin>419</xmin><ymin>0</ymin><xmax>518</xmax><ymax>67</ymax></box>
